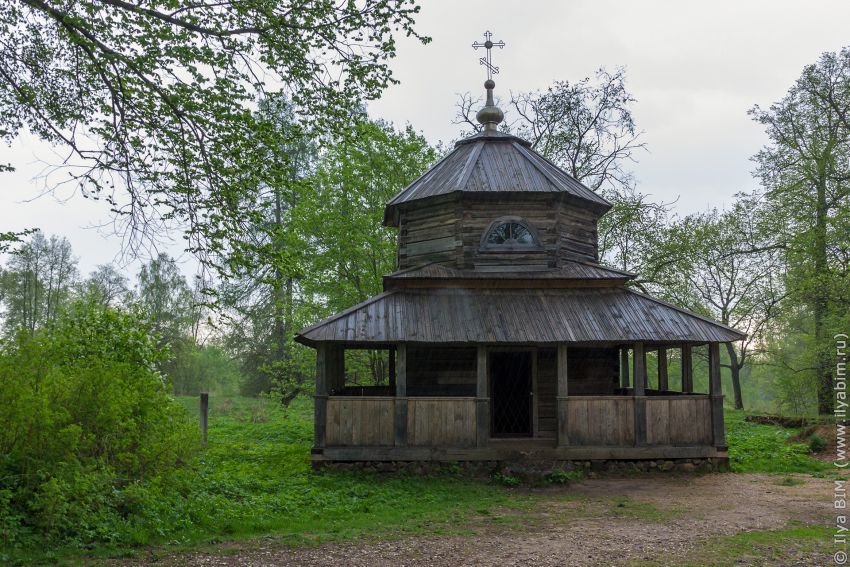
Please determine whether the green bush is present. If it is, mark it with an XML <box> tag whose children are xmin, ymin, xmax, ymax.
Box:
<box><xmin>808</xmin><ymin>434</ymin><xmax>826</xmax><ymax>453</ymax></box>
<box><xmin>0</xmin><ymin>301</ymin><xmax>197</xmax><ymax>551</ymax></box>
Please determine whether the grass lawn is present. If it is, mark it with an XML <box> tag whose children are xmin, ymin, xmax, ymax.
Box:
<box><xmin>168</xmin><ymin>395</ymin><xmax>535</xmax><ymax>547</ymax></box>
<box><xmin>724</xmin><ymin>408</ymin><xmax>830</xmax><ymax>474</ymax></box>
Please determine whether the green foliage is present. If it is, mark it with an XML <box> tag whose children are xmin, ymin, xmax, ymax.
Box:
<box><xmin>137</xmin><ymin>253</ymin><xmax>199</xmax><ymax>345</ymax></box>
<box><xmin>0</xmin><ymin>301</ymin><xmax>197</xmax><ymax>552</ymax></box>
<box><xmin>750</xmin><ymin>47</ymin><xmax>850</xmax><ymax>414</ymax></box>
<box><xmin>167</xmin><ymin>343</ymin><xmax>243</xmax><ymax>396</ymax></box>
<box><xmin>299</xmin><ymin>119</ymin><xmax>438</xmax><ymax>315</ymax></box>
<box><xmin>546</xmin><ymin>469</ymin><xmax>585</xmax><ymax>485</ymax></box>
<box><xmin>807</xmin><ymin>434</ymin><xmax>826</xmax><ymax>453</ymax></box>
<box><xmin>7</xmin><ymin>393</ymin><xmax>531</xmax><ymax>562</ymax></box>
<box><xmin>724</xmin><ymin>410</ymin><xmax>827</xmax><ymax>473</ymax></box>
<box><xmin>1</xmin><ymin>1</ymin><xmax>427</xmax><ymax>273</ymax></box>
<box><xmin>492</xmin><ymin>473</ymin><xmax>521</xmax><ymax>487</ymax></box>
<box><xmin>0</xmin><ymin>231</ymin><xmax>78</xmax><ymax>336</ymax></box>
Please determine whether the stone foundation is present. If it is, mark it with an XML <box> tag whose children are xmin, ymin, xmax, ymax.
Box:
<box><xmin>315</xmin><ymin>457</ymin><xmax>729</xmax><ymax>478</ymax></box>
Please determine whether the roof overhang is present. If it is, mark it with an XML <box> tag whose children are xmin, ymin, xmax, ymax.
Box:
<box><xmin>295</xmin><ymin>287</ymin><xmax>746</xmax><ymax>347</ymax></box>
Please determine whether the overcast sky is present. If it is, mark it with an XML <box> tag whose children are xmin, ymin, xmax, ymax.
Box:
<box><xmin>2</xmin><ymin>0</ymin><xmax>849</xmax><ymax>278</ymax></box>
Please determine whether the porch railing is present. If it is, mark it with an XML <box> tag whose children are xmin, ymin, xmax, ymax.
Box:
<box><xmin>323</xmin><ymin>395</ymin><xmax>712</xmax><ymax>448</ymax></box>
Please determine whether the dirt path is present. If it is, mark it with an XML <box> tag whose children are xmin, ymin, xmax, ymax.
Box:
<box><xmin>143</xmin><ymin>473</ymin><xmax>836</xmax><ymax>566</ymax></box>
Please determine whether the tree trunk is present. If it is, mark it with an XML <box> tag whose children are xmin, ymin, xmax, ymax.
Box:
<box><xmin>272</xmin><ymin>185</ymin><xmax>294</xmax><ymax>400</ymax></box>
<box><xmin>725</xmin><ymin>342</ymin><xmax>744</xmax><ymax>410</ymax></box>
<box><xmin>814</xmin><ymin>163</ymin><xmax>833</xmax><ymax>415</ymax></box>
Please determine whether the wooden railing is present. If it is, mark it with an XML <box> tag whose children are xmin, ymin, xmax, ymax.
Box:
<box><xmin>406</xmin><ymin>397</ymin><xmax>477</xmax><ymax>447</ymax></box>
<box><xmin>325</xmin><ymin>396</ymin><xmax>477</xmax><ymax>447</ymax></box>
<box><xmin>565</xmin><ymin>396</ymin><xmax>635</xmax><ymax>446</ymax></box>
<box><xmin>645</xmin><ymin>396</ymin><xmax>712</xmax><ymax>445</ymax></box>
<box><xmin>325</xmin><ymin>395</ymin><xmax>712</xmax><ymax>448</ymax></box>
<box><xmin>325</xmin><ymin>397</ymin><xmax>394</xmax><ymax>446</ymax></box>
<box><xmin>565</xmin><ymin>395</ymin><xmax>712</xmax><ymax>447</ymax></box>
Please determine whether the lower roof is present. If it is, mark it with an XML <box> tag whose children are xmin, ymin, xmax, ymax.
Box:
<box><xmin>384</xmin><ymin>260</ymin><xmax>635</xmax><ymax>283</ymax></box>
<box><xmin>295</xmin><ymin>287</ymin><xmax>745</xmax><ymax>346</ymax></box>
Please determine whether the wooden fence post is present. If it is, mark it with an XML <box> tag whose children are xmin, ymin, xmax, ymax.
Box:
<box><xmin>200</xmin><ymin>392</ymin><xmax>209</xmax><ymax>445</ymax></box>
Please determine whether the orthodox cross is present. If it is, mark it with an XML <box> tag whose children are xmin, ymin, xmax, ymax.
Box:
<box><xmin>471</xmin><ymin>31</ymin><xmax>505</xmax><ymax>81</ymax></box>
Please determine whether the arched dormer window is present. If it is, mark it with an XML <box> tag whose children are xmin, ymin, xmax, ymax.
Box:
<box><xmin>480</xmin><ymin>216</ymin><xmax>542</xmax><ymax>251</ymax></box>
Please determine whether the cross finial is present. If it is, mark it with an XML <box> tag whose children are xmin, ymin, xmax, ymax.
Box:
<box><xmin>472</xmin><ymin>30</ymin><xmax>505</xmax><ymax>82</ymax></box>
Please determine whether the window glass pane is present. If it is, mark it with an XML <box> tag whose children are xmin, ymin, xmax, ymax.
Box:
<box><xmin>486</xmin><ymin>222</ymin><xmax>536</xmax><ymax>246</ymax></box>
<box><xmin>511</xmin><ymin>223</ymin><xmax>534</xmax><ymax>244</ymax></box>
<box><xmin>486</xmin><ymin>222</ymin><xmax>511</xmax><ymax>244</ymax></box>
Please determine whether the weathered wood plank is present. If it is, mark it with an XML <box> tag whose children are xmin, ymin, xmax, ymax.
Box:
<box><xmin>405</xmin><ymin>398</ymin><xmax>477</xmax><ymax>447</ymax></box>
<box><xmin>682</xmin><ymin>343</ymin><xmax>693</xmax><ymax>393</ymax></box>
<box><xmin>709</xmin><ymin>343</ymin><xmax>727</xmax><ymax>448</ymax></box>
<box><xmin>325</xmin><ymin>398</ymin><xmax>395</xmax><ymax>447</ymax></box>
<box><xmin>658</xmin><ymin>347</ymin><xmax>668</xmax><ymax>391</ymax></box>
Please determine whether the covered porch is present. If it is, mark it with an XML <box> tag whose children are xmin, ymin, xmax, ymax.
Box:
<box><xmin>312</xmin><ymin>341</ymin><xmax>728</xmax><ymax>462</ymax></box>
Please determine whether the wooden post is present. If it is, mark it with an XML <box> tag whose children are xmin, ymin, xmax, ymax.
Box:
<box><xmin>709</xmin><ymin>342</ymin><xmax>727</xmax><ymax>449</ymax></box>
<box><xmin>633</xmin><ymin>342</ymin><xmax>646</xmax><ymax>446</ymax></box>
<box><xmin>313</xmin><ymin>344</ymin><xmax>328</xmax><ymax>451</ymax></box>
<box><xmin>328</xmin><ymin>345</ymin><xmax>345</xmax><ymax>393</ymax></box>
<box><xmin>620</xmin><ymin>347</ymin><xmax>630</xmax><ymax>388</ymax></box>
<box><xmin>658</xmin><ymin>347</ymin><xmax>668</xmax><ymax>392</ymax></box>
<box><xmin>682</xmin><ymin>343</ymin><xmax>693</xmax><ymax>393</ymax></box>
<box><xmin>388</xmin><ymin>347</ymin><xmax>396</xmax><ymax>390</ymax></box>
<box><xmin>633</xmin><ymin>343</ymin><xmax>646</xmax><ymax>396</ymax></box>
<box><xmin>200</xmin><ymin>392</ymin><xmax>209</xmax><ymax>446</ymax></box>
<box><xmin>476</xmin><ymin>345</ymin><xmax>490</xmax><ymax>447</ymax></box>
<box><xmin>394</xmin><ymin>343</ymin><xmax>408</xmax><ymax>446</ymax></box>
<box><xmin>556</xmin><ymin>344</ymin><xmax>569</xmax><ymax>446</ymax></box>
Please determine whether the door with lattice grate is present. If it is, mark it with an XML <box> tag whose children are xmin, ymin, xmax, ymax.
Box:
<box><xmin>490</xmin><ymin>351</ymin><xmax>533</xmax><ymax>437</ymax></box>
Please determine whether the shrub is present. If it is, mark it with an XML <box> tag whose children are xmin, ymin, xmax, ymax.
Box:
<box><xmin>808</xmin><ymin>434</ymin><xmax>826</xmax><ymax>453</ymax></box>
<box><xmin>0</xmin><ymin>301</ymin><xmax>197</xmax><ymax>549</ymax></box>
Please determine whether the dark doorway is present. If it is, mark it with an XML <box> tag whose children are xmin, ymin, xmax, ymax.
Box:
<box><xmin>490</xmin><ymin>351</ymin><xmax>533</xmax><ymax>437</ymax></box>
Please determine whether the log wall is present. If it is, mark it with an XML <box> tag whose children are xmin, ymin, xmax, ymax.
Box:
<box><xmin>554</xmin><ymin>204</ymin><xmax>599</xmax><ymax>263</ymax></box>
<box><xmin>567</xmin><ymin>347</ymin><xmax>619</xmax><ymax>395</ymax></box>
<box><xmin>461</xmin><ymin>194</ymin><xmax>558</xmax><ymax>271</ymax></box>
<box><xmin>396</xmin><ymin>195</ymin><xmax>461</xmax><ymax>269</ymax></box>
<box><xmin>395</xmin><ymin>194</ymin><xmax>601</xmax><ymax>271</ymax></box>
<box><xmin>407</xmin><ymin>346</ymin><xmax>476</xmax><ymax>396</ymax></box>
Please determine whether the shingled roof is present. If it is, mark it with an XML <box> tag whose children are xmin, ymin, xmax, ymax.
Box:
<box><xmin>295</xmin><ymin>287</ymin><xmax>746</xmax><ymax>346</ymax></box>
<box><xmin>383</xmin><ymin>130</ymin><xmax>611</xmax><ymax>226</ymax></box>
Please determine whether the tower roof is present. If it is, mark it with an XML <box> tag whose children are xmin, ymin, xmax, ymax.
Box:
<box><xmin>383</xmin><ymin>130</ymin><xmax>612</xmax><ymax>226</ymax></box>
